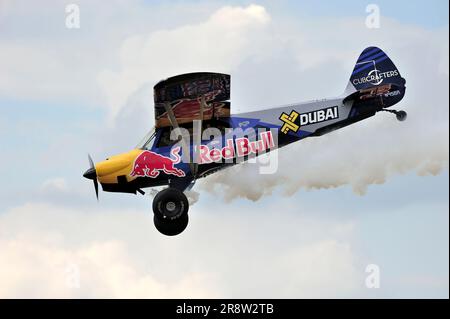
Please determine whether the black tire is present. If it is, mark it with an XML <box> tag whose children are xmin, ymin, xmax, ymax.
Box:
<box><xmin>396</xmin><ymin>110</ymin><xmax>407</xmax><ymax>121</ymax></box>
<box><xmin>152</xmin><ymin>188</ymin><xmax>189</xmax><ymax>221</ymax></box>
<box><xmin>154</xmin><ymin>214</ymin><xmax>189</xmax><ymax>236</ymax></box>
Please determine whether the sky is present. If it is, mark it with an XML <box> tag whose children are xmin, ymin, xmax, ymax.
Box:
<box><xmin>0</xmin><ymin>0</ymin><xmax>448</xmax><ymax>298</ymax></box>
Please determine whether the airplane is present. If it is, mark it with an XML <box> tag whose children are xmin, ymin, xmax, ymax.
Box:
<box><xmin>83</xmin><ymin>46</ymin><xmax>407</xmax><ymax>236</ymax></box>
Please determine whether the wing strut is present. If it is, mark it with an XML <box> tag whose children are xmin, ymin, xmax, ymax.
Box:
<box><xmin>192</xmin><ymin>95</ymin><xmax>207</xmax><ymax>175</ymax></box>
<box><xmin>163</xmin><ymin>102</ymin><xmax>196</xmax><ymax>175</ymax></box>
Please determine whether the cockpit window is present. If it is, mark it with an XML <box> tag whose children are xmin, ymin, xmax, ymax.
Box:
<box><xmin>137</xmin><ymin>119</ymin><xmax>231</xmax><ymax>150</ymax></box>
<box><xmin>136</xmin><ymin>128</ymin><xmax>157</xmax><ymax>150</ymax></box>
<box><xmin>156</xmin><ymin>127</ymin><xmax>186</xmax><ymax>148</ymax></box>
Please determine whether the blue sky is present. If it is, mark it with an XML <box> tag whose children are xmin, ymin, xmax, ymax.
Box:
<box><xmin>0</xmin><ymin>0</ymin><xmax>448</xmax><ymax>298</ymax></box>
<box><xmin>278</xmin><ymin>0</ymin><xmax>449</xmax><ymax>27</ymax></box>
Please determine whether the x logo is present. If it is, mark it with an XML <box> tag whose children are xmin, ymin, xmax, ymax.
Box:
<box><xmin>279</xmin><ymin>110</ymin><xmax>300</xmax><ymax>134</ymax></box>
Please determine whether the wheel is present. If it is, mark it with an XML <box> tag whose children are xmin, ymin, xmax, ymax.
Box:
<box><xmin>152</xmin><ymin>188</ymin><xmax>189</xmax><ymax>236</ymax></box>
<box><xmin>152</xmin><ymin>188</ymin><xmax>189</xmax><ymax>221</ymax></box>
<box><xmin>154</xmin><ymin>214</ymin><xmax>188</xmax><ymax>236</ymax></box>
<box><xmin>396</xmin><ymin>110</ymin><xmax>407</xmax><ymax>121</ymax></box>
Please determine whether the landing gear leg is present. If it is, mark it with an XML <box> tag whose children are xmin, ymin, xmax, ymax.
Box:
<box><xmin>152</xmin><ymin>188</ymin><xmax>189</xmax><ymax>236</ymax></box>
<box><xmin>380</xmin><ymin>109</ymin><xmax>407</xmax><ymax>121</ymax></box>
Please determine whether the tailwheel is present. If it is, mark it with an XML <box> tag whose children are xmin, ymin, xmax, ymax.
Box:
<box><xmin>395</xmin><ymin>110</ymin><xmax>407</xmax><ymax>122</ymax></box>
<box><xmin>380</xmin><ymin>108</ymin><xmax>407</xmax><ymax>122</ymax></box>
<box><xmin>152</xmin><ymin>188</ymin><xmax>189</xmax><ymax>236</ymax></box>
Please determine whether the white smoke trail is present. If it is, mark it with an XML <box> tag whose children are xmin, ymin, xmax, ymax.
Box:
<box><xmin>199</xmin><ymin>68</ymin><xmax>449</xmax><ymax>202</ymax></box>
<box><xmin>184</xmin><ymin>190</ymin><xmax>200</xmax><ymax>206</ymax></box>
<box><xmin>199</xmin><ymin>116</ymin><xmax>448</xmax><ymax>202</ymax></box>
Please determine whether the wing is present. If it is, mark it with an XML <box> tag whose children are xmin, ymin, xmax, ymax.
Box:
<box><xmin>153</xmin><ymin>72</ymin><xmax>231</xmax><ymax>128</ymax></box>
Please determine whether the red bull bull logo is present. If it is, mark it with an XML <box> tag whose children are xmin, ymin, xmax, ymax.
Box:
<box><xmin>130</xmin><ymin>147</ymin><xmax>186</xmax><ymax>178</ymax></box>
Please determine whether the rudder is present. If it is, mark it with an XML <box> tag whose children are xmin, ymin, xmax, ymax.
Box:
<box><xmin>347</xmin><ymin>46</ymin><xmax>406</xmax><ymax>92</ymax></box>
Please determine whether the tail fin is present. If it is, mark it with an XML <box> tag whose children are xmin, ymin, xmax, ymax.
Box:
<box><xmin>346</xmin><ymin>46</ymin><xmax>406</xmax><ymax>93</ymax></box>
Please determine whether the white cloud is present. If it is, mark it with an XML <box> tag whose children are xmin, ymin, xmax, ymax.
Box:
<box><xmin>0</xmin><ymin>237</ymin><xmax>221</xmax><ymax>298</ymax></box>
<box><xmin>97</xmin><ymin>4</ymin><xmax>271</xmax><ymax>120</ymax></box>
<box><xmin>0</xmin><ymin>0</ymin><xmax>219</xmax><ymax>106</ymax></box>
<box><xmin>40</xmin><ymin>178</ymin><xmax>69</xmax><ymax>193</ymax></box>
<box><xmin>0</xmin><ymin>201</ymin><xmax>360</xmax><ymax>298</ymax></box>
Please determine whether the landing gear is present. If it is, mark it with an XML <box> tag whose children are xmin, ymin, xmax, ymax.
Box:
<box><xmin>395</xmin><ymin>110</ymin><xmax>407</xmax><ymax>122</ymax></box>
<box><xmin>152</xmin><ymin>188</ymin><xmax>189</xmax><ymax>236</ymax></box>
<box><xmin>381</xmin><ymin>108</ymin><xmax>407</xmax><ymax>122</ymax></box>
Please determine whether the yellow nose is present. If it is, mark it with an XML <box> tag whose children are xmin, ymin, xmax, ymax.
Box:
<box><xmin>95</xmin><ymin>149</ymin><xmax>143</xmax><ymax>184</ymax></box>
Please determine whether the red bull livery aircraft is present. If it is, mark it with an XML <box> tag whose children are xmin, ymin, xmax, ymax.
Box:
<box><xmin>84</xmin><ymin>47</ymin><xmax>407</xmax><ymax>236</ymax></box>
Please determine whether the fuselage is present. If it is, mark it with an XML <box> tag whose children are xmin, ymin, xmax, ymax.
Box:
<box><xmin>94</xmin><ymin>81</ymin><xmax>405</xmax><ymax>195</ymax></box>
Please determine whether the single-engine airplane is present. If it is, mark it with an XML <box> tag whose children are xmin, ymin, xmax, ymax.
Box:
<box><xmin>84</xmin><ymin>46</ymin><xmax>407</xmax><ymax>236</ymax></box>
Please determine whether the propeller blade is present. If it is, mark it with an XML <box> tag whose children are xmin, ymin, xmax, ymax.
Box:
<box><xmin>88</xmin><ymin>154</ymin><xmax>94</xmax><ymax>169</ymax></box>
<box><xmin>84</xmin><ymin>153</ymin><xmax>99</xmax><ymax>200</ymax></box>
<box><xmin>94</xmin><ymin>178</ymin><xmax>99</xmax><ymax>201</ymax></box>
